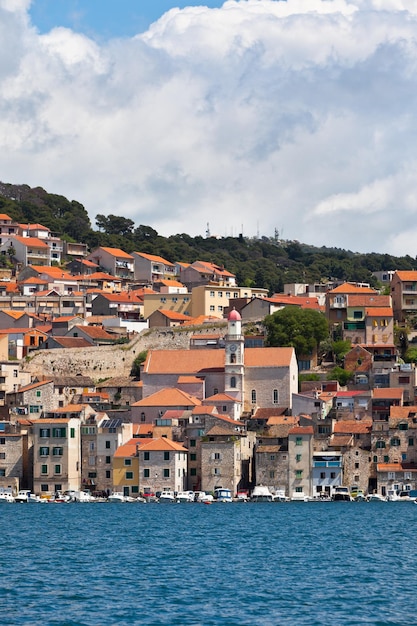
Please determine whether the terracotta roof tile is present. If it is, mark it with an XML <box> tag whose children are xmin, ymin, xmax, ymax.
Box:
<box><xmin>373</xmin><ymin>388</ymin><xmax>404</xmax><ymax>399</ymax></box>
<box><xmin>132</xmin><ymin>388</ymin><xmax>201</xmax><ymax>407</ymax></box>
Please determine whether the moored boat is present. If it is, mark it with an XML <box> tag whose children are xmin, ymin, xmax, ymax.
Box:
<box><xmin>176</xmin><ymin>491</ymin><xmax>194</xmax><ymax>503</ymax></box>
<box><xmin>214</xmin><ymin>487</ymin><xmax>232</xmax><ymax>503</ymax></box>
<box><xmin>251</xmin><ymin>485</ymin><xmax>274</xmax><ymax>502</ymax></box>
<box><xmin>107</xmin><ymin>492</ymin><xmax>126</xmax><ymax>503</ymax></box>
<box><xmin>332</xmin><ymin>486</ymin><xmax>352</xmax><ymax>502</ymax></box>
<box><xmin>158</xmin><ymin>490</ymin><xmax>176</xmax><ymax>503</ymax></box>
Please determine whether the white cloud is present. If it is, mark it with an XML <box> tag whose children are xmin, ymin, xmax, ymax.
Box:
<box><xmin>1</xmin><ymin>0</ymin><xmax>417</xmax><ymax>253</ymax></box>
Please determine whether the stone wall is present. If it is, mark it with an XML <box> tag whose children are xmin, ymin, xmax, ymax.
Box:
<box><xmin>23</xmin><ymin>325</ymin><xmax>227</xmax><ymax>382</ymax></box>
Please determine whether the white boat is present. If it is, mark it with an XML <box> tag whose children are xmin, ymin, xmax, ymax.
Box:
<box><xmin>251</xmin><ymin>485</ymin><xmax>274</xmax><ymax>502</ymax></box>
<box><xmin>15</xmin><ymin>490</ymin><xmax>39</xmax><ymax>503</ymax></box>
<box><xmin>367</xmin><ymin>492</ymin><xmax>386</xmax><ymax>502</ymax></box>
<box><xmin>332</xmin><ymin>487</ymin><xmax>352</xmax><ymax>502</ymax></box>
<box><xmin>272</xmin><ymin>489</ymin><xmax>290</xmax><ymax>502</ymax></box>
<box><xmin>0</xmin><ymin>489</ymin><xmax>14</xmax><ymax>503</ymax></box>
<box><xmin>197</xmin><ymin>491</ymin><xmax>214</xmax><ymax>504</ymax></box>
<box><xmin>176</xmin><ymin>491</ymin><xmax>194</xmax><ymax>503</ymax></box>
<box><xmin>214</xmin><ymin>487</ymin><xmax>232</xmax><ymax>503</ymax></box>
<box><xmin>107</xmin><ymin>492</ymin><xmax>126</xmax><ymax>503</ymax></box>
<box><xmin>159</xmin><ymin>490</ymin><xmax>176</xmax><ymax>503</ymax></box>
<box><xmin>291</xmin><ymin>492</ymin><xmax>310</xmax><ymax>502</ymax></box>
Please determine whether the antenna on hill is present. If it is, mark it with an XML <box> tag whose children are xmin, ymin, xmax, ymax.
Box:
<box><xmin>206</xmin><ymin>222</ymin><xmax>211</xmax><ymax>238</ymax></box>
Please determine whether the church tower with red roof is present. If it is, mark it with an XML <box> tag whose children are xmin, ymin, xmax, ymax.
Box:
<box><xmin>224</xmin><ymin>308</ymin><xmax>244</xmax><ymax>409</ymax></box>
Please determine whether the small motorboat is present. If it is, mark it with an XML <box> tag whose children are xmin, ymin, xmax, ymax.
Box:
<box><xmin>107</xmin><ymin>492</ymin><xmax>126</xmax><ymax>503</ymax></box>
<box><xmin>158</xmin><ymin>490</ymin><xmax>176</xmax><ymax>503</ymax></box>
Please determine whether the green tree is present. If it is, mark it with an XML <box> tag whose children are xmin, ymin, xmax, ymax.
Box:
<box><xmin>130</xmin><ymin>350</ymin><xmax>148</xmax><ymax>378</ymax></box>
<box><xmin>264</xmin><ymin>307</ymin><xmax>329</xmax><ymax>357</ymax></box>
<box><xmin>327</xmin><ymin>366</ymin><xmax>353</xmax><ymax>386</ymax></box>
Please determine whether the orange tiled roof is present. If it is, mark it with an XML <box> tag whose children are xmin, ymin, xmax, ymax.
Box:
<box><xmin>329</xmin><ymin>283</ymin><xmax>377</xmax><ymax>294</ymax></box>
<box><xmin>142</xmin><ymin>347</ymin><xmax>294</xmax><ymax>375</ymax></box>
<box><xmin>349</xmin><ymin>295</ymin><xmax>391</xmax><ymax>307</ymax></box>
<box><xmin>133</xmin><ymin>252</ymin><xmax>174</xmax><ymax>266</ymax></box>
<box><xmin>395</xmin><ymin>271</ymin><xmax>417</xmax><ymax>281</ymax></box>
<box><xmin>132</xmin><ymin>387</ymin><xmax>201</xmax><ymax>407</ymax></box>
<box><xmin>376</xmin><ymin>463</ymin><xmax>403</xmax><ymax>472</ymax></box>
<box><xmin>333</xmin><ymin>420</ymin><xmax>372</xmax><ymax>434</ymax></box>
<box><xmin>13</xmin><ymin>235</ymin><xmax>49</xmax><ymax>248</ymax></box>
<box><xmin>267</xmin><ymin>415</ymin><xmax>299</xmax><ymax>426</ymax></box>
<box><xmin>15</xmin><ymin>380</ymin><xmax>53</xmax><ymax>393</ymax></box>
<box><xmin>268</xmin><ymin>294</ymin><xmax>321</xmax><ymax>310</ymax></box>
<box><xmin>204</xmin><ymin>392</ymin><xmax>237</xmax><ymax>402</ymax></box>
<box><xmin>99</xmin><ymin>247</ymin><xmax>134</xmax><ymax>259</ymax></box>
<box><xmin>153</xmin><ymin>309</ymin><xmax>190</xmax><ymax>321</ymax></box>
<box><xmin>364</xmin><ymin>307</ymin><xmax>393</xmax><ymax>317</ymax></box>
<box><xmin>0</xmin><ymin>214</ymin><xmax>12</xmax><ymax>221</ymax></box>
<box><xmin>49</xmin><ymin>337</ymin><xmax>92</xmax><ymax>348</ymax></box>
<box><xmin>390</xmin><ymin>406</ymin><xmax>417</xmax><ymax>418</ymax></box>
<box><xmin>289</xmin><ymin>426</ymin><xmax>314</xmax><ymax>435</ymax></box>
<box><xmin>138</xmin><ymin>437</ymin><xmax>188</xmax><ymax>452</ymax></box>
<box><xmin>373</xmin><ymin>388</ymin><xmax>404</xmax><ymax>399</ymax></box>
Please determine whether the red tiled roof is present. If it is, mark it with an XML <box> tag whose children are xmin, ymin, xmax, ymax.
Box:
<box><xmin>364</xmin><ymin>307</ymin><xmax>393</xmax><ymax>317</ymax></box>
<box><xmin>132</xmin><ymin>387</ymin><xmax>201</xmax><ymax>407</ymax></box>
<box><xmin>348</xmin><ymin>295</ymin><xmax>391</xmax><ymax>307</ymax></box>
<box><xmin>99</xmin><ymin>247</ymin><xmax>134</xmax><ymax>259</ymax></box>
<box><xmin>133</xmin><ymin>252</ymin><xmax>174</xmax><ymax>266</ymax></box>
<box><xmin>395</xmin><ymin>271</ymin><xmax>417</xmax><ymax>281</ymax></box>
<box><xmin>138</xmin><ymin>437</ymin><xmax>188</xmax><ymax>452</ymax></box>
<box><xmin>289</xmin><ymin>426</ymin><xmax>314</xmax><ymax>435</ymax></box>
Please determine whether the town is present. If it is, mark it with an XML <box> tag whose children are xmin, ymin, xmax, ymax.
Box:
<box><xmin>0</xmin><ymin>212</ymin><xmax>415</xmax><ymax>503</ymax></box>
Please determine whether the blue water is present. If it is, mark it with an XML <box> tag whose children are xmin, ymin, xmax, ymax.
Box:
<box><xmin>0</xmin><ymin>502</ymin><xmax>416</xmax><ymax>625</ymax></box>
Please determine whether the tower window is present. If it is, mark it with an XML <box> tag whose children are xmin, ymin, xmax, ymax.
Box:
<box><xmin>251</xmin><ymin>389</ymin><xmax>256</xmax><ymax>404</ymax></box>
<box><xmin>230</xmin><ymin>376</ymin><xmax>236</xmax><ymax>388</ymax></box>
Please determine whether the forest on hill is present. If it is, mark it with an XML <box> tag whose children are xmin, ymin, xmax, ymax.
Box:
<box><xmin>1</xmin><ymin>181</ymin><xmax>416</xmax><ymax>294</ymax></box>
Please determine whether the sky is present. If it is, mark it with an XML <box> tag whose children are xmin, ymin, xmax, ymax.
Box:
<box><xmin>1</xmin><ymin>0</ymin><xmax>417</xmax><ymax>255</ymax></box>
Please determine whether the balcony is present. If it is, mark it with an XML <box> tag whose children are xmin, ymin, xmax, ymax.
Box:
<box><xmin>313</xmin><ymin>461</ymin><xmax>342</xmax><ymax>468</ymax></box>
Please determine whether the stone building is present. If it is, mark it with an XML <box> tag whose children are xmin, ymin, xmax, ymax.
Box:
<box><xmin>137</xmin><ymin>437</ymin><xmax>188</xmax><ymax>495</ymax></box>
<box><xmin>200</xmin><ymin>427</ymin><xmax>255</xmax><ymax>495</ymax></box>
<box><xmin>288</xmin><ymin>426</ymin><xmax>314</xmax><ymax>499</ymax></box>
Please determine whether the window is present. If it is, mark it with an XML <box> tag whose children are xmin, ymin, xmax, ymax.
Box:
<box><xmin>125</xmin><ymin>459</ymin><xmax>132</xmax><ymax>466</ymax></box>
<box><xmin>399</xmin><ymin>376</ymin><xmax>410</xmax><ymax>384</ymax></box>
<box><xmin>40</xmin><ymin>447</ymin><xmax>49</xmax><ymax>456</ymax></box>
<box><xmin>251</xmin><ymin>389</ymin><xmax>256</xmax><ymax>404</ymax></box>
<box><xmin>144</xmin><ymin>451</ymin><xmax>150</xmax><ymax>460</ymax></box>
<box><xmin>30</xmin><ymin>406</ymin><xmax>40</xmax><ymax>414</ymax></box>
<box><xmin>213</xmin><ymin>452</ymin><xmax>221</xmax><ymax>460</ymax></box>
<box><xmin>13</xmin><ymin>369</ymin><xmax>18</xmax><ymax>378</ymax></box>
<box><xmin>295</xmin><ymin>486</ymin><xmax>303</xmax><ymax>493</ymax></box>
<box><xmin>70</xmin><ymin>428</ymin><xmax>75</xmax><ymax>439</ymax></box>
<box><xmin>320</xmin><ymin>472</ymin><xmax>325</xmax><ymax>479</ymax></box>
<box><xmin>36</xmin><ymin>390</ymin><xmax>41</xmax><ymax>398</ymax></box>
<box><xmin>190</xmin><ymin>453</ymin><xmax>197</xmax><ymax>461</ymax></box>
<box><xmin>41</xmin><ymin>484</ymin><xmax>48</xmax><ymax>492</ymax></box>
<box><xmin>230</xmin><ymin>377</ymin><xmax>236</xmax><ymax>388</ymax></box>
<box><xmin>54</xmin><ymin>465</ymin><xmax>61</xmax><ymax>475</ymax></box>
<box><xmin>388</xmin><ymin>472</ymin><xmax>395</xmax><ymax>480</ymax></box>
<box><xmin>0</xmin><ymin>453</ymin><xmax>4</xmax><ymax>460</ymax></box>
<box><xmin>210</xmin><ymin>291</ymin><xmax>215</xmax><ymax>297</ymax></box>
<box><xmin>88</xmin><ymin>456</ymin><xmax>95</xmax><ymax>466</ymax></box>
<box><xmin>273</xmin><ymin>389</ymin><xmax>279</xmax><ymax>404</ymax></box>
<box><xmin>89</xmin><ymin>442</ymin><xmax>95</xmax><ymax>451</ymax></box>
<box><xmin>41</xmin><ymin>464</ymin><xmax>48</xmax><ymax>474</ymax></box>
<box><xmin>295</xmin><ymin>470</ymin><xmax>303</xmax><ymax>479</ymax></box>
<box><xmin>269</xmin><ymin>471</ymin><xmax>275</xmax><ymax>479</ymax></box>
<box><xmin>0</xmin><ymin>438</ymin><xmax>4</xmax><ymax>445</ymax></box>
<box><xmin>164</xmin><ymin>452</ymin><xmax>170</xmax><ymax>461</ymax></box>
<box><xmin>105</xmin><ymin>470</ymin><xmax>111</xmax><ymax>479</ymax></box>
<box><xmin>270</xmin><ymin>454</ymin><xmax>275</xmax><ymax>461</ymax></box>
<box><xmin>391</xmin><ymin>438</ymin><xmax>400</xmax><ymax>447</ymax></box>
<box><xmin>376</xmin><ymin>440</ymin><xmax>386</xmax><ymax>449</ymax></box>
<box><xmin>190</xmin><ymin>468</ymin><xmax>197</xmax><ymax>476</ymax></box>
<box><xmin>399</xmin><ymin>422</ymin><xmax>409</xmax><ymax>430</ymax></box>
<box><xmin>353</xmin><ymin>310</ymin><xmax>362</xmax><ymax>319</ymax></box>
<box><xmin>384</xmin><ymin>455</ymin><xmax>389</xmax><ymax>462</ymax></box>
<box><xmin>163</xmin><ymin>469</ymin><xmax>170</xmax><ymax>478</ymax></box>
<box><xmin>88</xmin><ymin>472</ymin><xmax>97</xmax><ymax>479</ymax></box>
<box><xmin>373</xmin><ymin>455</ymin><xmax>378</xmax><ymax>462</ymax></box>
<box><xmin>213</xmin><ymin>468</ymin><xmax>221</xmax><ymax>475</ymax></box>
<box><xmin>409</xmin><ymin>438</ymin><xmax>414</xmax><ymax>447</ymax></box>
<box><xmin>105</xmin><ymin>456</ymin><xmax>111</xmax><ymax>464</ymax></box>
<box><xmin>209</xmin><ymin>305</ymin><xmax>215</xmax><ymax>312</ymax></box>
<box><xmin>140</xmin><ymin>412</ymin><xmax>146</xmax><ymax>422</ymax></box>
<box><xmin>355</xmin><ymin>463</ymin><xmax>359</xmax><ymax>469</ymax></box>
<box><xmin>126</xmin><ymin>471</ymin><xmax>133</xmax><ymax>480</ymax></box>
<box><xmin>190</xmin><ymin>440</ymin><xmax>196</xmax><ymax>447</ymax></box>
<box><xmin>217</xmin><ymin>306</ymin><xmax>223</xmax><ymax>312</ymax></box>
<box><xmin>53</xmin><ymin>428</ymin><xmax>66</xmax><ymax>438</ymax></box>
<box><xmin>330</xmin><ymin>472</ymin><xmax>336</xmax><ymax>479</ymax></box>
<box><xmin>105</xmin><ymin>441</ymin><xmax>111</xmax><ymax>449</ymax></box>
<box><xmin>296</xmin><ymin>437</ymin><xmax>303</xmax><ymax>446</ymax></box>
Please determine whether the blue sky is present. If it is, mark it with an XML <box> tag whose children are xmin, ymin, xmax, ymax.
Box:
<box><xmin>29</xmin><ymin>0</ymin><xmax>225</xmax><ymax>38</ymax></box>
<box><xmin>2</xmin><ymin>0</ymin><xmax>417</xmax><ymax>254</ymax></box>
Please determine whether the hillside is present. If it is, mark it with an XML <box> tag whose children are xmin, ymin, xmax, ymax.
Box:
<box><xmin>1</xmin><ymin>181</ymin><xmax>416</xmax><ymax>294</ymax></box>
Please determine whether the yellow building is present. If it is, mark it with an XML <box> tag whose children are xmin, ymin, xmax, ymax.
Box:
<box><xmin>112</xmin><ymin>439</ymin><xmax>140</xmax><ymax>498</ymax></box>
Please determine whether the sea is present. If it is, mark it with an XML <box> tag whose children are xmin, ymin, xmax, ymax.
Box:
<box><xmin>1</xmin><ymin>501</ymin><xmax>416</xmax><ymax>626</ymax></box>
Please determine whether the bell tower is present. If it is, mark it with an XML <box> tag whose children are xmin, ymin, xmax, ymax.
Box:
<box><xmin>224</xmin><ymin>308</ymin><xmax>244</xmax><ymax>406</ymax></box>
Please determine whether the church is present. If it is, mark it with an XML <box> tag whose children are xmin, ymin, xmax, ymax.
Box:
<box><xmin>138</xmin><ymin>309</ymin><xmax>298</xmax><ymax>419</ymax></box>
